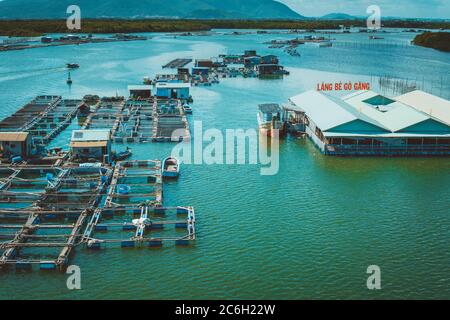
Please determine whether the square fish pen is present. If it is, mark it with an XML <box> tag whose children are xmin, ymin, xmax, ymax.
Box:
<box><xmin>81</xmin><ymin>98</ymin><xmax>125</xmax><ymax>130</ymax></box>
<box><xmin>26</xmin><ymin>99</ymin><xmax>81</xmax><ymax>146</ymax></box>
<box><xmin>82</xmin><ymin>160</ymin><xmax>196</xmax><ymax>248</ymax></box>
<box><xmin>0</xmin><ymin>165</ymin><xmax>113</xmax><ymax>271</ymax></box>
<box><xmin>111</xmin><ymin>98</ymin><xmax>155</xmax><ymax>143</ymax></box>
<box><xmin>0</xmin><ymin>96</ymin><xmax>61</xmax><ymax>133</ymax></box>
<box><xmin>152</xmin><ymin>100</ymin><xmax>190</xmax><ymax>142</ymax></box>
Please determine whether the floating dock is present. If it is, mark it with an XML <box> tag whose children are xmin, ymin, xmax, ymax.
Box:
<box><xmin>152</xmin><ymin>100</ymin><xmax>190</xmax><ymax>142</ymax></box>
<box><xmin>163</xmin><ymin>58</ymin><xmax>192</xmax><ymax>69</ymax></box>
<box><xmin>0</xmin><ymin>95</ymin><xmax>196</xmax><ymax>272</ymax></box>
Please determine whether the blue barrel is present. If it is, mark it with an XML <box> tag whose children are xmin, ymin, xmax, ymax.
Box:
<box><xmin>12</xmin><ymin>156</ymin><xmax>23</xmax><ymax>164</ymax></box>
<box><xmin>175</xmin><ymin>223</ymin><xmax>187</xmax><ymax>229</ymax></box>
<box><xmin>40</xmin><ymin>262</ymin><xmax>56</xmax><ymax>270</ymax></box>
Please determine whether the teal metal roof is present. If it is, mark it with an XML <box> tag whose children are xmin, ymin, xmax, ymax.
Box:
<box><xmin>343</xmin><ymin>90</ymin><xmax>441</xmax><ymax>133</ymax></box>
<box><xmin>289</xmin><ymin>91</ymin><xmax>359</xmax><ymax>131</ymax></box>
<box><xmin>290</xmin><ymin>90</ymin><xmax>450</xmax><ymax>136</ymax></box>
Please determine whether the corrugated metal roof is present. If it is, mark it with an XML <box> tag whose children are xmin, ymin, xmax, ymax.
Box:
<box><xmin>71</xmin><ymin>129</ymin><xmax>110</xmax><ymax>142</ymax></box>
<box><xmin>0</xmin><ymin>132</ymin><xmax>29</xmax><ymax>142</ymax></box>
<box><xmin>343</xmin><ymin>91</ymin><xmax>429</xmax><ymax>132</ymax></box>
<box><xmin>155</xmin><ymin>82</ymin><xmax>190</xmax><ymax>89</ymax></box>
<box><xmin>324</xmin><ymin>132</ymin><xmax>450</xmax><ymax>138</ymax></box>
<box><xmin>395</xmin><ymin>90</ymin><xmax>450</xmax><ymax>125</ymax></box>
<box><xmin>291</xmin><ymin>90</ymin><xmax>450</xmax><ymax>135</ymax></box>
<box><xmin>70</xmin><ymin>141</ymin><xmax>108</xmax><ymax>148</ymax></box>
<box><xmin>289</xmin><ymin>91</ymin><xmax>359</xmax><ymax>131</ymax></box>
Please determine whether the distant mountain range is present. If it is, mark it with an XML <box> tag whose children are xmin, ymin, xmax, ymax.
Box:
<box><xmin>320</xmin><ymin>13</ymin><xmax>360</xmax><ymax>20</ymax></box>
<box><xmin>1</xmin><ymin>1</ymin><xmax>445</xmax><ymax>21</ymax></box>
<box><xmin>0</xmin><ymin>0</ymin><xmax>304</xmax><ymax>19</ymax></box>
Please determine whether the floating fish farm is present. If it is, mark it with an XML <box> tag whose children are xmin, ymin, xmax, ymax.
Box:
<box><xmin>0</xmin><ymin>95</ymin><xmax>196</xmax><ymax>272</ymax></box>
<box><xmin>0</xmin><ymin>50</ymin><xmax>287</xmax><ymax>272</ymax></box>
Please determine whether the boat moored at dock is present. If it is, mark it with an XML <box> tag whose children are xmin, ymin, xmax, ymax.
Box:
<box><xmin>162</xmin><ymin>157</ymin><xmax>180</xmax><ymax>179</ymax></box>
<box><xmin>183</xmin><ymin>104</ymin><xmax>193</xmax><ymax>114</ymax></box>
<box><xmin>257</xmin><ymin>104</ymin><xmax>286</xmax><ymax>137</ymax></box>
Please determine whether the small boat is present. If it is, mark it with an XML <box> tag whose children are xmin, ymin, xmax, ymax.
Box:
<box><xmin>257</xmin><ymin>103</ymin><xmax>286</xmax><ymax>137</ymax></box>
<box><xmin>162</xmin><ymin>157</ymin><xmax>180</xmax><ymax>179</ymax></box>
<box><xmin>115</xmin><ymin>149</ymin><xmax>132</xmax><ymax>161</ymax></box>
<box><xmin>66</xmin><ymin>72</ymin><xmax>72</xmax><ymax>85</ymax></box>
<box><xmin>183</xmin><ymin>104</ymin><xmax>193</xmax><ymax>114</ymax></box>
<box><xmin>66</xmin><ymin>63</ymin><xmax>80</xmax><ymax>69</ymax></box>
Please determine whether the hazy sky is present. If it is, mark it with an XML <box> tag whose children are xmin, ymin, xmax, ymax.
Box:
<box><xmin>278</xmin><ymin>0</ymin><xmax>450</xmax><ymax>19</ymax></box>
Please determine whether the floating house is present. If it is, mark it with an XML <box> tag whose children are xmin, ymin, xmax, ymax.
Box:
<box><xmin>195</xmin><ymin>59</ymin><xmax>213</xmax><ymax>68</ymax></box>
<box><xmin>177</xmin><ymin>68</ymin><xmax>190</xmax><ymax>81</ymax></box>
<box><xmin>0</xmin><ymin>132</ymin><xmax>32</xmax><ymax>158</ymax></box>
<box><xmin>155</xmin><ymin>82</ymin><xmax>190</xmax><ymax>99</ymax></box>
<box><xmin>257</xmin><ymin>104</ymin><xmax>285</xmax><ymax>137</ymax></box>
<box><xmin>221</xmin><ymin>54</ymin><xmax>242</xmax><ymax>64</ymax></box>
<box><xmin>177</xmin><ymin>67</ymin><xmax>190</xmax><ymax>76</ymax></box>
<box><xmin>128</xmin><ymin>85</ymin><xmax>152</xmax><ymax>99</ymax></box>
<box><xmin>244</xmin><ymin>56</ymin><xmax>262</xmax><ymax>68</ymax></box>
<box><xmin>192</xmin><ymin>67</ymin><xmax>209</xmax><ymax>76</ymax></box>
<box><xmin>256</xmin><ymin>64</ymin><xmax>287</xmax><ymax>76</ymax></box>
<box><xmin>70</xmin><ymin>129</ymin><xmax>111</xmax><ymax>162</ymax></box>
<box><xmin>261</xmin><ymin>55</ymin><xmax>279</xmax><ymax>65</ymax></box>
<box><xmin>288</xmin><ymin>90</ymin><xmax>450</xmax><ymax>156</ymax></box>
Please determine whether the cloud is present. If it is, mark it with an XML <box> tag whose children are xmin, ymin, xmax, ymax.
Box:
<box><xmin>277</xmin><ymin>0</ymin><xmax>450</xmax><ymax>18</ymax></box>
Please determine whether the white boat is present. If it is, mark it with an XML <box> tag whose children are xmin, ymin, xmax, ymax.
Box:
<box><xmin>183</xmin><ymin>104</ymin><xmax>193</xmax><ymax>114</ymax></box>
<box><xmin>162</xmin><ymin>157</ymin><xmax>180</xmax><ymax>178</ymax></box>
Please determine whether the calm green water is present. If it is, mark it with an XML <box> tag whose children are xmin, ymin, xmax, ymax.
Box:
<box><xmin>0</xmin><ymin>30</ymin><xmax>449</xmax><ymax>299</ymax></box>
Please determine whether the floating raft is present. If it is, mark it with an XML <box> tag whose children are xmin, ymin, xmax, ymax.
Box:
<box><xmin>0</xmin><ymin>160</ymin><xmax>195</xmax><ymax>271</ymax></box>
<box><xmin>0</xmin><ymin>94</ymin><xmax>196</xmax><ymax>272</ymax></box>
<box><xmin>162</xmin><ymin>58</ymin><xmax>192</xmax><ymax>69</ymax></box>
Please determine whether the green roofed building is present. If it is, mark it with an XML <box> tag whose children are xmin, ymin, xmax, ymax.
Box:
<box><xmin>287</xmin><ymin>90</ymin><xmax>450</xmax><ymax>156</ymax></box>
